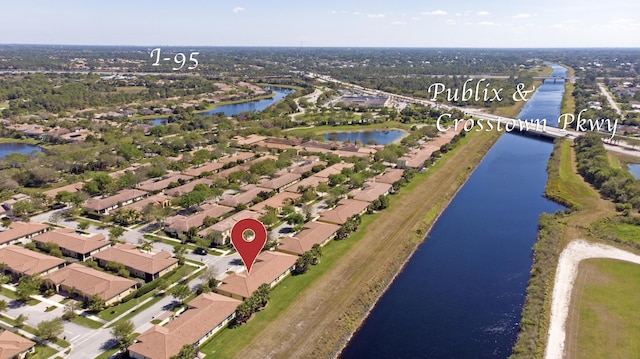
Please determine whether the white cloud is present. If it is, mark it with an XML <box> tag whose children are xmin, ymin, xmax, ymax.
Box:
<box><xmin>513</xmin><ymin>13</ymin><xmax>531</xmax><ymax>18</ymax></box>
<box><xmin>391</xmin><ymin>21</ymin><xmax>407</xmax><ymax>25</ymax></box>
<box><xmin>233</xmin><ymin>7</ymin><xmax>245</xmax><ymax>14</ymax></box>
<box><xmin>411</xmin><ymin>17</ymin><xmax>422</xmax><ymax>21</ymax></box>
<box><xmin>353</xmin><ymin>11</ymin><xmax>360</xmax><ymax>15</ymax></box>
<box><xmin>446</xmin><ymin>19</ymin><xmax>456</xmax><ymax>25</ymax></box>
<box><xmin>477</xmin><ymin>11</ymin><xmax>490</xmax><ymax>16</ymax></box>
<box><xmin>478</xmin><ymin>21</ymin><xmax>498</xmax><ymax>26</ymax></box>
<box><xmin>368</xmin><ymin>13</ymin><xmax>385</xmax><ymax>18</ymax></box>
<box><xmin>422</xmin><ymin>10</ymin><xmax>447</xmax><ymax>16</ymax></box>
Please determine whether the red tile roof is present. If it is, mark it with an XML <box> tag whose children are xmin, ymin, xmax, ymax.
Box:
<box><xmin>128</xmin><ymin>293</ymin><xmax>240</xmax><ymax>359</ymax></box>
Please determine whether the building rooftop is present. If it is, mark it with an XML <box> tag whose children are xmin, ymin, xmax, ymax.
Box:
<box><xmin>0</xmin><ymin>222</ymin><xmax>49</xmax><ymax>246</ymax></box>
<box><xmin>84</xmin><ymin>189</ymin><xmax>147</xmax><ymax>212</ymax></box>
<box><xmin>32</xmin><ymin>228</ymin><xmax>109</xmax><ymax>255</ymax></box>
<box><xmin>128</xmin><ymin>292</ymin><xmax>240</xmax><ymax>359</ymax></box>
<box><xmin>0</xmin><ymin>245</ymin><xmax>66</xmax><ymax>276</ymax></box>
<box><xmin>0</xmin><ymin>330</ymin><xmax>36</xmax><ymax>359</ymax></box>
<box><xmin>92</xmin><ymin>244</ymin><xmax>177</xmax><ymax>275</ymax></box>
<box><xmin>318</xmin><ymin>198</ymin><xmax>369</xmax><ymax>225</ymax></box>
<box><xmin>42</xmin><ymin>263</ymin><xmax>137</xmax><ymax>302</ymax></box>
<box><xmin>349</xmin><ymin>181</ymin><xmax>392</xmax><ymax>202</ymax></box>
<box><xmin>278</xmin><ymin>221</ymin><xmax>340</xmax><ymax>255</ymax></box>
<box><xmin>217</xmin><ymin>251</ymin><xmax>297</xmax><ymax>299</ymax></box>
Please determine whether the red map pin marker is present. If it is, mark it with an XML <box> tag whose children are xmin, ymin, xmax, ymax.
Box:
<box><xmin>231</xmin><ymin>218</ymin><xmax>267</xmax><ymax>275</ymax></box>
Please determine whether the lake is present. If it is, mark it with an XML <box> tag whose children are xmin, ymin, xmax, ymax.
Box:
<box><xmin>340</xmin><ymin>65</ymin><xmax>567</xmax><ymax>358</ymax></box>
<box><xmin>323</xmin><ymin>130</ymin><xmax>405</xmax><ymax>145</ymax></box>
<box><xmin>0</xmin><ymin>142</ymin><xmax>42</xmax><ymax>159</ymax></box>
<box><xmin>148</xmin><ymin>87</ymin><xmax>294</xmax><ymax>125</ymax></box>
<box><xmin>628</xmin><ymin>163</ymin><xmax>640</xmax><ymax>180</ymax></box>
<box><xmin>196</xmin><ymin>87</ymin><xmax>293</xmax><ymax>117</ymax></box>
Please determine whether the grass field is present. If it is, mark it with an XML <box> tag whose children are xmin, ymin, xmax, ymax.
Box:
<box><xmin>566</xmin><ymin>259</ymin><xmax>640</xmax><ymax>358</ymax></box>
<box><xmin>545</xmin><ymin>140</ymin><xmax>599</xmax><ymax>211</ymax></box>
<box><xmin>201</xmin><ymin>129</ymin><xmax>500</xmax><ymax>358</ymax></box>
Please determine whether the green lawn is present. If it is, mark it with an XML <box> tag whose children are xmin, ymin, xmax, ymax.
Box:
<box><xmin>70</xmin><ymin>315</ymin><xmax>104</xmax><ymax>329</ymax></box>
<box><xmin>33</xmin><ymin>344</ymin><xmax>58</xmax><ymax>359</ymax></box>
<box><xmin>545</xmin><ymin>140</ymin><xmax>599</xmax><ymax>210</ymax></box>
<box><xmin>604</xmin><ymin>222</ymin><xmax>640</xmax><ymax>245</ymax></box>
<box><xmin>573</xmin><ymin>259</ymin><xmax>640</xmax><ymax>358</ymax></box>
<box><xmin>285</xmin><ymin>121</ymin><xmax>409</xmax><ymax>136</ymax></box>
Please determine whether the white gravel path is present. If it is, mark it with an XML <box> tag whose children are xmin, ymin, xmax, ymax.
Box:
<box><xmin>545</xmin><ymin>239</ymin><xmax>640</xmax><ymax>359</ymax></box>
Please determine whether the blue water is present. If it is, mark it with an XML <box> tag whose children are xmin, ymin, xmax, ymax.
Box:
<box><xmin>0</xmin><ymin>143</ymin><xmax>42</xmax><ymax>158</ymax></box>
<box><xmin>340</xmin><ymin>65</ymin><xmax>567</xmax><ymax>358</ymax></box>
<box><xmin>628</xmin><ymin>164</ymin><xmax>640</xmax><ymax>180</ymax></box>
<box><xmin>195</xmin><ymin>87</ymin><xmax>293</xmax><ymax>116</ymax></box>
<box><xmin>324</xmin><ymin>130</ymin><xmax>405</xmax><ymax>145</ymax></box>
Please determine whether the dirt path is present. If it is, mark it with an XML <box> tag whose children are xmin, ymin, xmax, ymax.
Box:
<box><xmin>545</xmin><ymin>240</ymin><xmax>640</xmax><ymax>359</ymax></box>
<box><xmin>233</xmin><ymin>131</ymin><xmax>499</xmax><ymax>359</ymax></box>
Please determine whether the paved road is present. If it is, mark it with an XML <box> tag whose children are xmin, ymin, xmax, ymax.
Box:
<box><xmin>597</xmin><ymin>83</ymin><xmax>622</xmax><ymax>115</ymax></box>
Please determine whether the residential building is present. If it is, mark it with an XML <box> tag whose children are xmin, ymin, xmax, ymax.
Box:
<box><xmin>284</xmin><ymin>175</ymin><xmax>329</xmax><ymax>193</ymax></box>
<box><xmin>348</xmin><ymin>181</ymin><xmax>392</xmax><ymax>202</ymax></box>
<box><xmin>42</xmin><ymin>263</ymin><xmax>137</xmax><ymax>305</ymax></box>
<box><xmin>84</xmin><ymin>189</ymin><xmax>148</xmax><ymax>215</ymax></box>
<box><xmin>165</xmin><ymin>178</ymin><xmax>212</xmax><ymax>198</ymax></box>
<box><xmin>218</xmin><ymin>184</ymin><xmax>270</xmax><ymax>208</ymax></box>
<box><xmin>0</xmin><ymin>330</ymin><xmax>36</xmax><ymax>359</ymax></box>
<box><xmin>216</xmin><ymin>251</ymin><xmax>297</xmax><ymax>300</ymax></box>
<box><xmin>249</xmin><ymin>192</ymin><xmax>301</xmax><ymax>214</ymax></box>
<box><xmin>0</xmin><ymin>245</ymin><xmax>66</xmax><ymax>277</ymax></box>
<box><xmin>0</xmin><ymin>222</ymin><xmax>49</xmax><ymax>247</ymax></box>
<box><xmin>31</xmin><ymin>228</ymin><xmax>111</xmax><ymax>261</ymax></box>
<box><xmin>92</xmin><ymin>244</ymin><xmax>178</xmax><ymax>282</ymax></box>
<box><xmin>314</xmin><ymin>163</ymin><xmax>355</xmax><ymax>178</ymax></box>
<box><xmin>257</xmin><ymin>172</ymin><xmax>302</xmax><ymax>192</ymax></box>
<box><xmin>197</xmin><ymin>210</ymin><xmax>260</xmax><ymax>245</ymax></box>
<box><xmin>164</xmin><ymin>203</ymin><xmax>234</xmax><ymax>235</ymax></box>
<box><xmin>277</xmin><ymin>221</ymin><xmax>340</xmax><ymax>256</ymax></box>
<box><xmin>374</xmin><ymin>168</ymin><xmax>404</xmax><ymax>184</ymax></box>
<box><xmin>138</xmin><ymin>174</ymin><xmax>193</xmax><ymax>193</ymax></box>
<box><xmin>318</xmin><ymin>198</ymin><xmax>369</xmax><ymax>225</ymax></box>
<box><xmin>128</xmin><ymin>292</ymin><xmax>240</xmax><ymax>359</ymax></box>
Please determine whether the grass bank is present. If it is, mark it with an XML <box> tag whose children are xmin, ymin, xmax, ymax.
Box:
<box><xmin>285</xmin><ymin>121</ymin><xmax>410</xmax><ymax>137</ymax></box>
<box><xmin>566</xmin><ymin>259</ymin><xmax>640</xmax><ymax>358</ymax></box>
<box><xmin>203</xmin><ymin>129</ymin><xmax>500</xmax><ymax>358</ymax></box>
<box><xmin>511</xmin><ymin>138</ymin><xmax>622</xmax><ymax>358</ymax></box>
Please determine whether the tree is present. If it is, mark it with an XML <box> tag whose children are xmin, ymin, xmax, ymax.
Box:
<box><xmin>78</xmin><ymin>220</ymin><xmax>91</xmax><ymax>231</ymax></box>
<box><xmin>111</xmin><ymin>319</ymin><xmax>135</xmax><ymax>351</ymax></box>
<box><xmin>15</xmin><ymin>314</ymin><xmax>28</xmax><ymax>328</ymax></box>
<box><xmin>108</xmin><ymin>226</ymin><xmax>125</xmax><ymax>243</ymax></box>
<box><xmin>170</xmin><ymin>284</ymin><xmax>191</xmax><ymax>304</ymax></box>
<box><xmin>62</xmin><ymin>301</ymin><xmax>80</xmax><ymax>320</ymax></box>
<box><xmin>255</xmin><ymin>283</ymin><xmax>270</xmax><ymax>308</ymax></box>
<box><xmin>16</xmin><ymin>275</ymin><xmax>42</xmax><ymax>302</ymax></box>
<box><xmin>286</xmin><ymin>213</ymin><xmax>305</xmax><ymax>226</ymax></box>
<box><xmin>235</xmin><ymin>301</ymin><xmax>253</xmax><ymax>324</ymax></box>
<box><xmin>36</xmin><ymin>319</ymin><xmax>64</xmax><ymax>341</ymax></box>
<box><xmin>49</xmin><ymin>211</ymin><xmax>62</xmax><ymax>225</ymax></box>
<box><xmin>140</xmin><ymin>240</ymin><xmax>154</xmax><ymax>252</ymax></box>
<box><xmin>173</xmin><ymin>244</ymin><xmax>187</xmax><ymax>265</ymax></box>
<box><xmin>0</xmin><ymin>299</ymin><xmax>6</xmax><ymax>312</ymax></box>
<box><xmin>170</xmin><ymin>344</ymin><xmax>197</xmax><ymax>359</ymax></box>
<box><xmin>86</xmin><ymin>294</ymin><xmax>105</xmax><ymax>312</ymax></box>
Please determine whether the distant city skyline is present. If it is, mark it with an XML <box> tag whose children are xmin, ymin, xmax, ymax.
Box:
<box><xmin>2</xmin><ymin>0</ymin><xmax>639</xmax><ymax>47</ymax></box>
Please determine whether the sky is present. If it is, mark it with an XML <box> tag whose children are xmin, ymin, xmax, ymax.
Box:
<box><xmin>1</xmin><ymin>0</ymin><xmax>639</xmax><ymax>47</ymax></box>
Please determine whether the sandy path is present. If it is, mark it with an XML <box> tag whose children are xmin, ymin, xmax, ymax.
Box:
<box><xmin>545</xmin><ymin>240</ymin><xmax>640</xmax><ymax>359</ymax></box>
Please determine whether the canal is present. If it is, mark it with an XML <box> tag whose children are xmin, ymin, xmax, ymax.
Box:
<box><xmin>340</xmin><ymin>64</ymin><xmax>567</xmax><ymax>358</ymax></box>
